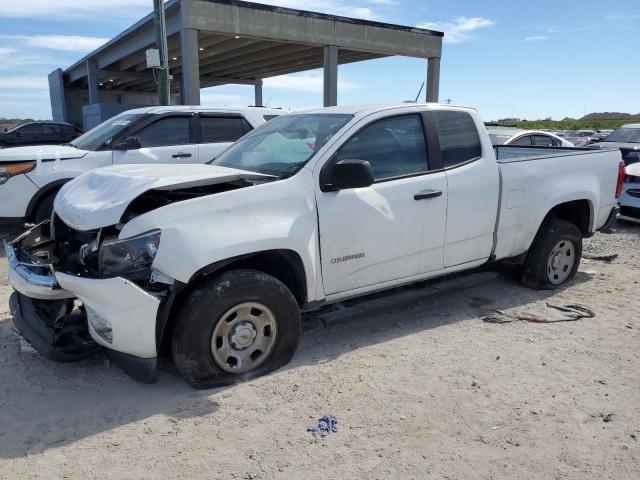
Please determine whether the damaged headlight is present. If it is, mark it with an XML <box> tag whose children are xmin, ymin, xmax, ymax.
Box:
<box><xmin>0</xmin><ymin>161</ymin><xmax>36</xmax><ymax>185</ymax></box>
<box><xmin>98</xmin><ymin>230</ymin><xmax>161</xmax><ymax>279</ymax></box>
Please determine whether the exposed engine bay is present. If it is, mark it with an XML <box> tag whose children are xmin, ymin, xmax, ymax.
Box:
<box><xmin>12</xmin><ymin>178</ymin><xmax>257</xmax><ymax>286</ymax></box>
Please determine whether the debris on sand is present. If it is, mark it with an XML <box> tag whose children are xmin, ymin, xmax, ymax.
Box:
<box><xmin>583</xmin><ymin>252</ymin><xmax>619</xmax><ymax>262</ymax></box>
<box><xmin>307</xmin><ymin>416</ymin><xmax>338</xmax><ymax>437</ymax></box>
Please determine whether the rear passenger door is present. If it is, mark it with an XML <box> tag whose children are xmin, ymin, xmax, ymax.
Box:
<box><xmin>425</xmin><ymin>110</ymin><xmax>500</xmax><ymax>267</ymax></box>
<box><xmin>113</xmin><ymin>114</ymin><xmax>199</xmax><ymax>165</ymax></box>
<box><xmin>198</xmin><ymin>115</ymin><xmax>253</xmax><ymax>163</ymax></box>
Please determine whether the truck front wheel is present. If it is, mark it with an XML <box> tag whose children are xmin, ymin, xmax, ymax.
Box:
<box><xmin>522</xmin><ymin>218</ymin><xmax>582</xmax><ymax>290</ymax></box>
<box><xmin>171</xmin><ymin>269</ymin><xmax>301</xmax><ymax>389</ymax></box>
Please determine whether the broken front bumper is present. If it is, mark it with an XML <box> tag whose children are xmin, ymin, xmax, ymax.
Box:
<box><xmin>5</xmin><ymin>240</ymin><xmax>161</xmax><ymax>383</ymax></box>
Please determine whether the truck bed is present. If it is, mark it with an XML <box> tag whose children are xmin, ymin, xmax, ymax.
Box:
<box><xmin>492</xmin><ymin>145</ymin><xmax>622</xmax><ymax>262</ymax></box>
<box><xmin>494</xmin><ymin>145</ymin><xmax>618</xmax><ymax>163</ymax></box>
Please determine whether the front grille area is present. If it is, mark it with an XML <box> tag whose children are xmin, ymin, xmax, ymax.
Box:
<box><xmin>51</xmin><ymin>214</ymin><xmax>101</xmax><ymax>276</ymax></box>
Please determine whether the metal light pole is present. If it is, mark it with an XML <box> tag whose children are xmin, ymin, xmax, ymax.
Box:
<box><xmin>153</xmin><ymin>0</ymin><xmax>170</xmax><ymax>105</ymax></box>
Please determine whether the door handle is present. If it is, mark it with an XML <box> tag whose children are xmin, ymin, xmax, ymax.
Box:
<box><xmin>414</xmin><ymin>189</ymin><xmax>443</xmax><ymax>201</ymax></box>
<box><xmin>172</xmin><ymin>152</ymin><xmax>192</xmax><ymax>159</ymax></box>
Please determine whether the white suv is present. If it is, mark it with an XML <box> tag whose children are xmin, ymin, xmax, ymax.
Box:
<box><xmin>0</xmin><ymin>106</ymin><xmax>283</xmax><ymax>227</ymax></box>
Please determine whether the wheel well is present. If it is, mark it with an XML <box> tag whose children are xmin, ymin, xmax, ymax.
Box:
<box><xmin>157</xmin><ymin>250</ymin><xmax>308</xmax><ymax>356</ymax></box>
<box><xmin>544</xmin><ymin>200</ymin><xmax>592</xmax><ymax>235</ymax></box>
<box><xmin>25</xmin><ymin>179</ymin><xmax>71</xmax><ymax>221</ymax></box>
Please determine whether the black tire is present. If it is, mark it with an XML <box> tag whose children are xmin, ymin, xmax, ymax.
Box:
<box><xmin>32</xmin><ymin>190</ymin><xmax>57</xmax><ymax>224</ymax></box>
<box><xmin>171</xmin><ymin>269</ymin><xmax>301</xmax><ymax>389</ymax></box>
<box><xmin>522</xmin><ymin>218</ymin><xmax>582</xmax><ymax>290</ymax></box>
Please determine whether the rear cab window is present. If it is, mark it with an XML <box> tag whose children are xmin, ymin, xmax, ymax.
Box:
<box><xmin>429</xmin><ymin>110</ymin><xmax>482</xmax><ymax>168</ymax></box>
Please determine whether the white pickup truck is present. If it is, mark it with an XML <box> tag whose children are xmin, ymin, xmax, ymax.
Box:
<box><xmin>0</xmin><ymin>106</ymin><xmax>283</xmax><ymax>227</ymax></box>
<box><xmin>6</xmin><ymin>103</ymin><xmax>623</xmax><ymax>388</ymax></box>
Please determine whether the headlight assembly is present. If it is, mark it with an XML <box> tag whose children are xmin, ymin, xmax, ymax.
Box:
<box><xmin>98</xmin><ymin>230</ymin><xmax>161</xmax><ymax>279</ymax></box>
<box><xmin>0</xmin><ymin>161</ymin><xmax>36</xmax><ymax>185</ymax></box>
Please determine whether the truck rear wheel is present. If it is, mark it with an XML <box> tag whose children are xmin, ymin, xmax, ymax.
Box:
<box><xmin>522</xmin><ymin>218</ymin><xmax>582</xmax><ymax>290</ymax></box>
<box><xmin>171</xmin><ymin>269</ymin><xmax>301</xmax><ymax>389</ymax></box>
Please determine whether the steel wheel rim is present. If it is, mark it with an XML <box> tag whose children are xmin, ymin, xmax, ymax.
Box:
<box><xmin>547</xmin><ymin>239</ymin><xmax>576</xmax><ymax>285</ymax></box>
<box><xmin>211</xmin><ymin>302</ymin><xmax>278</xmax><ymax>374</ymax></box>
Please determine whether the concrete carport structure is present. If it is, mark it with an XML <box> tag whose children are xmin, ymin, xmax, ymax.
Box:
<box><xmin>49</xmin><ymin>0</ymin><xmax>444</xmax><ymax>130</ymax></box>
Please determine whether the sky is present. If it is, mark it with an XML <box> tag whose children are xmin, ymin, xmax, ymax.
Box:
<box><xmin>0</xmin><ymin>0</ymin><xmax>639</xmax><ymax>121</ymax></box>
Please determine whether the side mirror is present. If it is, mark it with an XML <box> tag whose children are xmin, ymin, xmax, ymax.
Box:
<box><xmin>2</xmin><ymin>128</ymin><xmax>7</xmax><ymax>133</ymax></box>
<box><xmin>330</xmin><ymin>159</ymin><xmax>374</xmax><ymax>191</ymax></box>
<box><xmin>113</xmin><ymin>136</ymin><xmax>141</xmax><ymax>151</ymax></box>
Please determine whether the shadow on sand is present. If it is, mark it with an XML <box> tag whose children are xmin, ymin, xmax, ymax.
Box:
<box><xmin>0</xmin><ymin>264</ymin><xmax>596</xmax><ymax>459</ymax></box>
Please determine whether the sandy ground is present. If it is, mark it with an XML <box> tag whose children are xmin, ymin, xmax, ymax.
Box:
<box><xmin>0</xmin><ymin>223</ymin><xmax>638</xmax><ymax>479</ymax></box>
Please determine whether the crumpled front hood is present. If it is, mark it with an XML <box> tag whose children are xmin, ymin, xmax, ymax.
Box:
<box><xmin>55</xmin><ymin>163</ymin><xmax>271</xmax><ymax>231</ymax></box>
<box><xmin>0</xmin><ymin>145</ymin><xmax>87</xmax><ymax>162</ymax></box>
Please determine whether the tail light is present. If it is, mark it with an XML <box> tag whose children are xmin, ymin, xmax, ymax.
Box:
<box><xmin>615</xmin><ymin>161</ymin><xmax>625</xmax><ymax>198</ymax></box>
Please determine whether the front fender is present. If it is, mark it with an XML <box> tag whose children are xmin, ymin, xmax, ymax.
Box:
<box><xmin>120</xmin><ymin>174</ymin><xmax>321</xmax><ymax>301</ymax></box>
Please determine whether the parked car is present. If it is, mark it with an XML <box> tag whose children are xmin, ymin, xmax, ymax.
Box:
<box><xmin>619</xmin><ymin>162</ymin><xmax>640</xmax><ymax>222</ymax></box>
<box><xmin>6</xmin><ymin>103</ymin><xmax>622</xmax><ymax>387</ymax></box>
<box><xmin>0</xmin><ymin>106</ymin><xmax>283</xmax><ymax>227</ymax></box>
<box><xmin>588</xmin><ymin>124</ymin><xmax>640</xmax><ymax>165</ymax></box>
<box><xmin>561</xmin><ymin>130</ymin><xmax>601</xmax><ymax>147</ymax></box>
<box><xmin>0</xmin><ymin>121</ymin><xmax>82</xmax><ymax>149</ymax></box>
<box><xmin>488</xmin><ymin>128</ymin><xmax>574</xmax><ymax>147</ymax></box>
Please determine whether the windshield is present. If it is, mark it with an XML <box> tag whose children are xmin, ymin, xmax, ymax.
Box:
<box><xmin>5</xmin><ymin>124</ymin><xmax>24</xmax><ymax>133</ymax></box>
<box><xmin>489</xmin><ymin>133</ymin><xmax>513</xmax><ymax>145</ymax></box>
<box><xmin>213</xmin><ymin>113</ymin><xmax>353</xmax><ymax>177</ymax></box>
<box><xmin>603</xmin><ymin>128</ymin><xmax>640</xmax><ymax>144</ymax></box>
<box><xmin>71</xmin><ymin>112</ymin><xmax>143</xmax><ymax>151</ymax></box>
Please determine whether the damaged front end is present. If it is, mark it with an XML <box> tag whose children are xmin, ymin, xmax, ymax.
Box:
<box><xmin>6</xmin><ymin>221</ymin><xmax>100</xmax><ymax>362</ymax></box>
<box><xmin>6</xmin><ymin>217</ymin><xmax>170</xmax><ymax>382</ymax></box>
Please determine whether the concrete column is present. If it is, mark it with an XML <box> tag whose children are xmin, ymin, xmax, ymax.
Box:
<box><xmin>180</xmin><ymin>28</ymin><xmax>200</xmax><ymax>105</ymax></box>
<box><xmin>323</xmin><ymin>45</ymin><xmax>338</xmax><ymax>107</ymax></box>
<box><xmin>254</xmin><ymin>78</ymin><xmax>263</xmax><ymax>107</ymax></box>
<box><xmin>86</xmin><ymin>59</ymin><xmax>100</xmax><ymax>105</ymax></box>
<box><xmin>426</xmin><ymin>57</ymin><xmax>440</xmax><ymax>103</ymax></box>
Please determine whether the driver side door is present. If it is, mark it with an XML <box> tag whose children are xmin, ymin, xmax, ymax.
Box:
<box><xmin>316</xmin><ymin>113</ymin><xmax>447</xmax><ymax>296</ymax></box>
<box><xmin>113</xmin><ymin>114</ymin><xmax>199</xmax><ymax>164</ymax></box>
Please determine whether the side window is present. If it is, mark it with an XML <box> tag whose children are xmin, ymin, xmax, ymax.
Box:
<box><xmin>430</xmin><ymin>111</ymin><xmax>482</xmax><ymax>168</ymax></box>
<box><xmin>201</xmin><ymin>116</ymin><xmax>245</xmax><ymax>143</ymax></box>
<box><xmin>136</xmin><ymin>117</ymin><xmax>191</xmax><ymax>148</ymax></box>
<box><xmin>264</xmin><ymin>115</ymin><xmax>280</xmax><ymax>121</ymax></box>
<box><xmin>43</xmin><ymin>124</ymin><xmax>58</xmax><ymax>134</ymax></box>
<box><xmin>551</xmin><ymin>137</ymin><xmax>562</xmax><ymax>147</ymax></box>
<box><xmin>533</xmin><ymin>135</ymin><xmax>553</xmax><ymax>147</ymax></box>
<box><xmin>336</xmin><ymin>114</ymin><xmax>428</xmax><ymax>181</ymax></box>
<box><xmin>511</xmin><ymin>135</ymin><xmax>532</xmax><ymax>146</ymax></box>
<box><xmin>241</xmin><ymin>118</ymin><xmax>253</xmax><ymax>134</ymax></box>
<box><xmin>19</xmin><ymin>124</ymin><xmax>43</xmax><ymax>134</ymax></box>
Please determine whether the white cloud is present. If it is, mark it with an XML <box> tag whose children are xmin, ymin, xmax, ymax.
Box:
<box><xmin>0</xmin><ymin>76</ymin><xmax>49</xmax><ymax>90</ymax></box>
<box><xmin>25</xmin><ymin>35</ymin><xmax>109</xmax><ymax>52</ymax></box>
<box><xmin>200</xmin><ymin>92</ymin><xmax>252</xmax><ymax>107</ymax></box>
<box><xmin>524</xmin><ymin>35</ymin><xmax>550</xmax><ymax>42</ymax></box>
<box><xmin>0</xmin><ymin>0</ymin><xmax>149</xmax><ymax>19</ymax></box>
<box><xmin>2</xmin><ymin>35</ymin><xmax>109</xmax><ymax>53</ymax></box>
<box><xmin>418</xmin><ymin>17</ymin><xmax>495</xmax><ymax>44</ymax></box>
<box><xmin>265</xmin><ymin>73</ymin><xmax>362</xmax><ymax>93</ymax></box>
<box><xmin>0</xmin><ymin>47</ymin><xmax>16</xmax><ymax>55</ymax></box>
